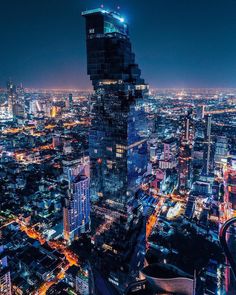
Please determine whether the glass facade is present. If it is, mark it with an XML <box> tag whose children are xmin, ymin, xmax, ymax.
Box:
<box><xmin>83</xmin><ymin>8</ymin><xmax>149</xmax><ymax>290</ymax></box>
<box><xmin>63</xmin><ymin>173</ymin><xmax>90</xmax><ymax>243</ymax></box>
<box><xmin>89</xmin><ymin>93</ymin><xmax>148</xmax><ymax>209</ymax></box>
<box><xmin>0</xmin><ymin>246</ymin><xmax>12</xmax><ymax>295</ymax></box>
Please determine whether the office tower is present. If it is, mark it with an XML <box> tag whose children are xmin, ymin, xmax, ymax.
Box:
<box><xmin>82</xmin><ymin>7</ymin><xmax>148</xmax><ymax>203</ymax></box>
<box><xmin>6</xmin><ymin>81</ymin><xmax>16</xmax><ymax>117</ymax></box>
<box><xmin>69</xmin><ymin>93</ymin><xmax>73</xmax><ymax>110</ymax></box>
<box><xmin>185</xmin><ymin>116</ymin><xmax>190</xmax><ymax>142</ymax></box>
<box><xmin>178</xmin><ymin>142</ymin><xmax>192</xmax><ymax>190</ymax></box>
<box><xmin>204</xmin><ymin>114</ymin><xmax>212</xmax><ymax>175</ymax></box>
<box><xmin>227</xmin><ymin>172</ymin><xmax>236</xmax><ymax>210</ymax></box>
<box><xmin>225</xmin><ymin>154</ymin><xmax>236</xmax><ymax>211</ymax></box>
<box><xmin>63</xmin><ymin>169</ymin><xmax>90</xmax><ymax>243</ymax></box>
<box><xmin>184</xmin><ymin>110</ymin><xmax>193</xmax><ymax>143</ymax></box>
<box><xmin>29</xmin><ymin>100</ymin><xmax>38</xmax><ymax>115</ymax></box>
<box><xmin>159</xmin><ymin>138</ymin><xmax>178</xmax><ymax>170</ymax></box>
<box><xmin>214</xmin><ymin>136</ymin><xmax>228</xmax><ymax>164</ymax></box>
<box><xmin>206</xmin><ymin>114</ymin><xmax>211</xmax><ymax>142</ymax></box>
<box><xmin>0</xmin><ymin>246</ymin><xmax>12</xmax><ymax>295</ymax></box>
<box><xmin>196</xmin><ymin>105</ymin><xmax>205</xmax><ymax>120</ymax></box>
<box><xmin>178</xmin><ymin>111</ymin><xmax>193</xmax><ymax>190</ymax></box>
<box><xmin>15</xmin><ymin>84</ymin><xmax>25</xmax><ymax>118</ymax></box>
<box><xmin>7</xmin><ymin>81</ymin><xmax>25</xmax><ymax>119</ymax></box>
<box><xmin>82</xmin><ymin>8</ymin><xmax>148</xmax><ymax>291</ymax></box>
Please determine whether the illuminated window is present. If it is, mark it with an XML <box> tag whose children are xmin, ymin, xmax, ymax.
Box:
<box><xmin>89</xmin><ymin>28</ymin><xmax>95</xmax><ymax>34</ymax></box>
<box><xmin>116</xmin><ymin>144</ymin><xmax>126</xmax><ymax>149</ymax></box>
<box><xmin>106</xmin><ymin>147</ymin><xmax>113</xmax><ymax>152</ymax></box>
<box><xmin>116</xmin><ymin>144</ymin><xmax>126</xmax><ymax>155</ymax></box>
<box><xmin>107</xmin><ymin>160</ymin><xmax>113</xmax><ymax>169</ymax></box>
<box><xmin>116</xmin><ymin>149</ymin><xmax>124</xmax><ymax>154</ymax></box>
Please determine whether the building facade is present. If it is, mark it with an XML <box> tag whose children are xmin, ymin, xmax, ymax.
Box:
<box><xmin>82</xmin><ymin>8</ymin><xmax>149</xmax><ymax>290</ymax></box>
<box><xmin>0</xmin><ymin>246</ymin><xmax>12</xmax><ymax>295</ymax></box>
<box><xmin>7</xmin><ymin>81</ymin><xmax>25</xmax><ymax>119</ymax></box>
<box><xmin>63</xmin><ymin>171</ymin><xmax>90</xmax><ymax>243</ymax></box>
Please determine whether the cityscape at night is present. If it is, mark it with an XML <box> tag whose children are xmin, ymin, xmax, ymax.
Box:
<box><xmin>1</xmin><ymin>1</ymin><xmax>236</xmax><ymax>295</ymax></box>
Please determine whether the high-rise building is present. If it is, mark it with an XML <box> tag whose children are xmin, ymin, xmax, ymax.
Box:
<box><xmin>178</xmin><ymin>111</ymin><xmax>193</xmax><ymax>190</ymax></box>
<box><xmin>82</xmin><ymin>8</ymin><xmax>148</xmax><ymax>291</ymax></box>
<box><xmin>83</xmin><ymin>7</ymin><xmax>148</xmax><ymax>205</ymax></box>
<box><xmin>227</xmin><ymin>171</ymin><xmax>236</xmax><ymax>210</ymax></box>
<box><xmin>0</xmin><ymin>246</ymin><xmax>12</xmax><ymax>295</ymax></box>
<box><xmin>15</xmin><ymin>84</ymin><xmax>25</xmax><ymax>118</ymax></box>
<box><xmin>203</xmin><ymin>114</ymin><xmax>212</xmax><ymax>175</ymax></box>
<box><xmin>183</xmin><ymin>110</ymin><xmax>193</xmax><ymax>143</ymax></box>
<box><xmin>196</xmin><ymin>105</ymin><xmax>205</xmax><ymax>120</ymax></box>
<box><xmin>185</xmin><ymin>116</ymin><xmax>190</xmax><ymax>142</ymax></box>
<box><xmin>69</xmin><ymin>93</ymin><xmax>73</xmax><ymax>110</ymax></box>
<box><xmin>6</xmin><ymin>81</ymin><xmax>16</xmax><ymax>117</ymax></box>
<box><xmin>63</xmin><ymin>171</ymin><xmax>90</xmax><ymax>243</ymax></box>
<box><xmin>7</xmin><ymin>81</ymin><xmax>25</xmax><ymax>119</ymax></box>
<box><xmin>178</xmin><ymin>142</ymin><xmax>192</xmax><ymax>190</ymax></box>
<box><xmin>214</xmin><ymin>136</ymin><xmax>228</xmax><ymax>164</ymax></box>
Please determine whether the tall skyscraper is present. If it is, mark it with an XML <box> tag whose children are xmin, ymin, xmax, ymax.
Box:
<box><xmin>228</xmin><ymin>171</ymin><xmax>236</xmax><ymax>210</ymax></box>
<box><xmin>178</xmin><ymin>142</ymin><xmax>192</xmax><ymax>190</ymax></box>
<box><xmin>7</xmin><ymin>81</ymin><xmax>25</xmax><ymax>119</ymax></box>
<box><xmin>196</xmin><ymin>105</ymin><xmax>205</xmax><ymax>121</ymax></box>
<box><xmin>184</xmin><ymin>110</ymin><xmax>193</xmax><ymax>143</ymax></box>
<box><xmin>204</xmin><ymin>114</ymin><xmax>212</xmax><ymax>175</ymax></box>
<box><xmin>214</xmin><ymin>136</ymin><xmax>228</xmax><ymax>164</ymax></box>
<box><xmin>63</xmin><ymin>167</ymin><xmax>90</xmax><ymax>244</ymax></box>
<box><xmin>178</xmin><ymin>111</ymin><xmax>193</xmax><ymax>190</ymax></box>
<box><xmin>15</xmin><ymin>84</ymin><xmax>25</xmax><ymax>118</ymax></box>
<box><xmin>69</xmin><ymin>93</ymin><xmax>73</xmax><ymax>110</ymax></box>
<box><xmin>6</xmin><ymin>81</ymin><xmax>16</xmax><ymax>117</ymax></box>
<box><xmin>82</xmin><ymin>8</ymin><xmax>149</xmax><ymax>291</ymax></box>
<box><xmin>0</xmin><ymin>246</ymin><xmax>12</xmax><ymax>295</ymax></box>
<box><xmin>185</xmin><ymin>116</ymin><xmax>190</xmax><ymax>142</ymax></box>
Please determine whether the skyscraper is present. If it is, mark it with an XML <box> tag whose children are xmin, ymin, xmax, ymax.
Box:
<box><xmin>63</xmin><ymin>168</ymin><xmax>90</xmax><ymax>244</ymax></box>
<box><xmin>196</xmin><ymin>105</ymin><xmax>205</xmax><ymax>121</ymax></box>
<box><xmin>0</xmin><ymin>246</ymin><xmax>12</xmax><ymax>295</ymax></box>
<box><xmin>7</xmin><ymin>81</ymin><xmax>25</xmax><ymax>119</ymax></box>
<box><xmin>179</xmin><ymin>142</ymin><xmax>192</xmax><ymax>190</ymax></box>
<box><xmin>183</xmin><ymin>110</ymin><xmax>193</xmax><ymax>143</ymax></box>
<box><xmin>82</xmin><ymin>7</ymin><xmax>148</xmax><ymax>207</ymax></box>
<box><xmin>15</xmin><ymin>84</ymin><xmax>25</xmax><ymax>118</ymax></box>
<box><xmin>69</xmin><ymin>93</ymin><xmax>73</xmax><ymax>110</ymax></box>
<box><xmin>204</xmin><ymin>114</ymin><xmax>212</xmax><ymax>175</ymax></box>
<box><xmin>185</xmin><ymin>116</ymin><xmax>190</xmax><ymax>142</ymax></box>
<box><xmin>6</xmin><ymin>81</ymin><xmax>16</xmax><ymax>117</ymax></box>
<box><xmin>82</xmin><ymin>8</ymin><xmax>149</xmax><ymax>291</ymax></box>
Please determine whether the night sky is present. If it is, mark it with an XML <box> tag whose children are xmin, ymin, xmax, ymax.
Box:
<box><xmin>1</xmin><ymin>0</ymin><xmax>236</xmax><ymax>89</ymax></box>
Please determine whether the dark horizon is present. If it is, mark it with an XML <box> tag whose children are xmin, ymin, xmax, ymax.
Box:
<box><xmin>1</xmin><ymin>0</ymin><xmax>236</xmax><ymax>89</ymax></box>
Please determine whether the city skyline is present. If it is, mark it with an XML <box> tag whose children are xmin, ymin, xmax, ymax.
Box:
<box><xmin>1</xmin><ymin>3</ymin><xmax>236</xmax><ymax>295</ymax></box>
<box><xmin>1</xmin><ymin>0</ymin><xmax>236</xmax><ymax>89</ymax></box>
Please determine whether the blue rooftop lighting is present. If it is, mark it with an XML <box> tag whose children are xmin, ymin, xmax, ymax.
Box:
<box><xmin>82</xmin><ymin>8</ymin><xmax>126</xmax><ymax>24</ymax></box>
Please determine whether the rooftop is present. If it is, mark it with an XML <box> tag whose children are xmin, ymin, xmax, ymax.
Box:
<box><xmin>82</xmin><ymin>8</ymin><xmax>125</xmax><ymax>23</ymax></box>
<box><xmin>142</xmin><ymin>263</ymin><xmax>193</xmax><ymax>279</ymax></box>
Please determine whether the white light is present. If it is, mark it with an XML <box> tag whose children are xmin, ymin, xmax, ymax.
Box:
<box><xmin>120</xmin><ymin>17</ymin><xmax>125</xmax><ymax>23</ymax></box>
